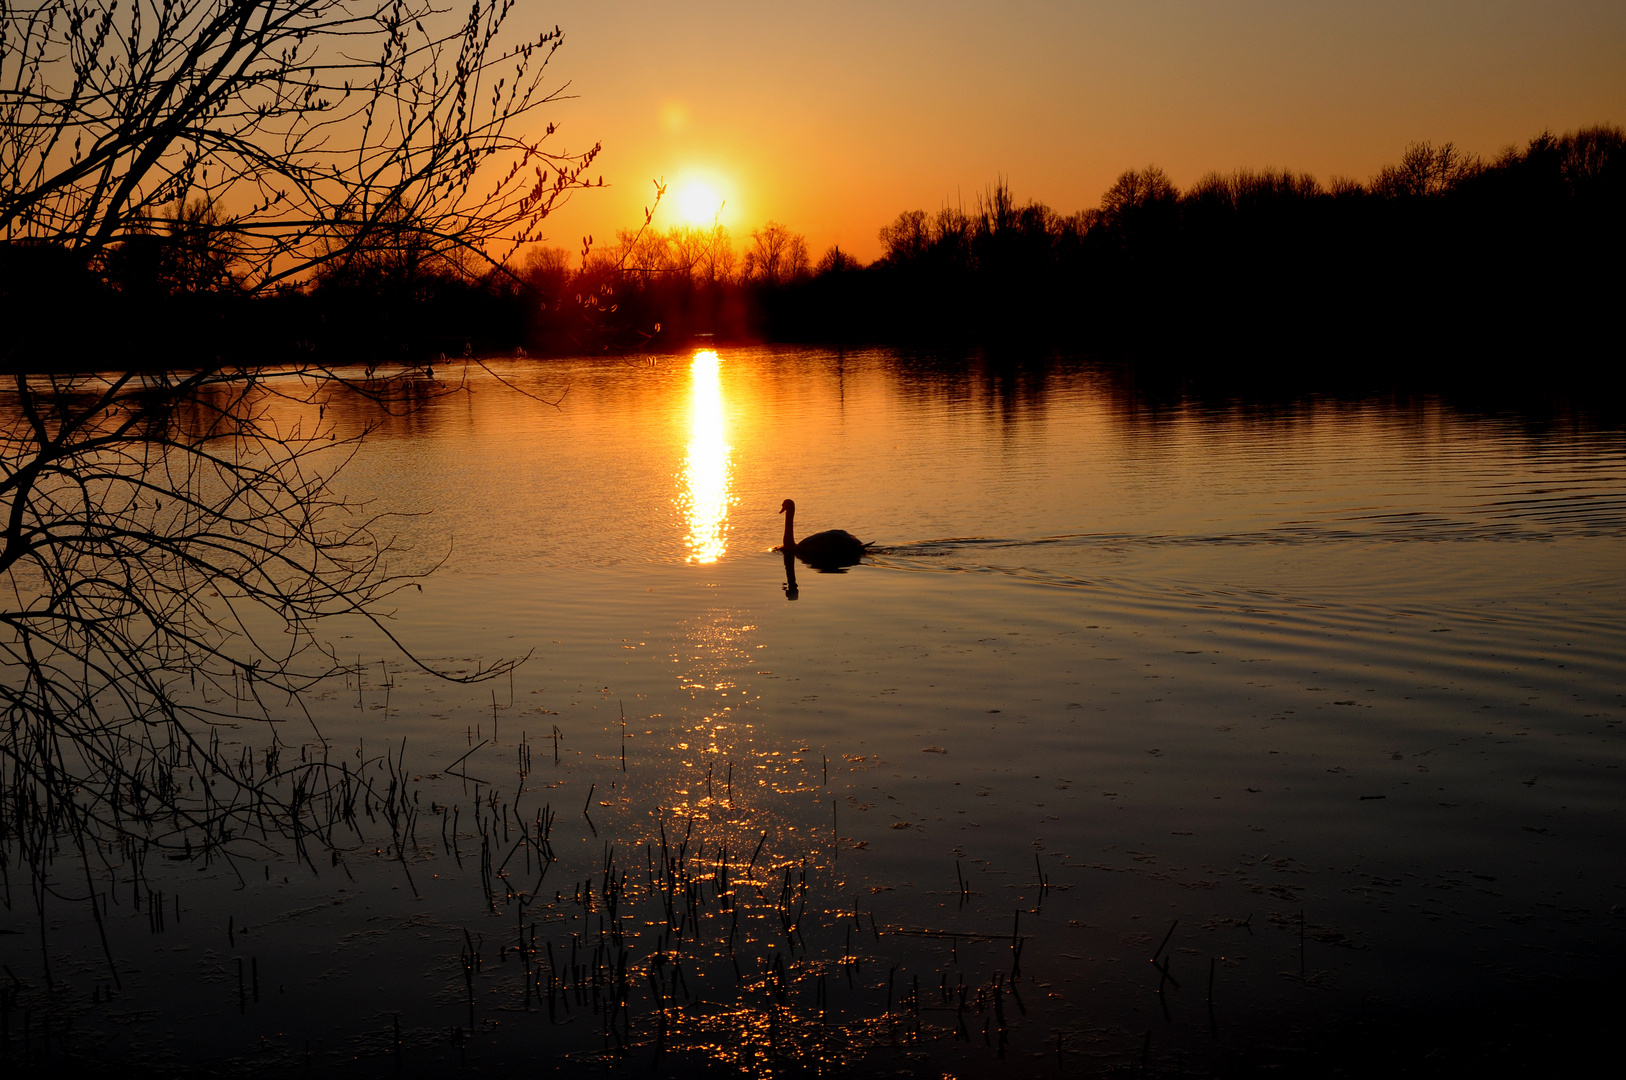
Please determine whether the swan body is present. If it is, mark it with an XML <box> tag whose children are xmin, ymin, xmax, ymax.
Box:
<box><xmin>779</xmin><ymin>499</ymin><xmax>869</xmax><ymax>567</ymax></box>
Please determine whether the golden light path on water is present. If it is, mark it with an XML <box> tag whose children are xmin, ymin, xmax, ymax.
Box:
<box><xmin>680</xmin><ymin>349</ymin><xmax>733</xmax><ymax>563</ymax></box>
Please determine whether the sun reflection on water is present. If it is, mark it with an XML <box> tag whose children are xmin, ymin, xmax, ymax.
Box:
<box><xmin>680</xmin><ymin>350</ymin><xmax>733</xmax><ymax>563</ymax></box>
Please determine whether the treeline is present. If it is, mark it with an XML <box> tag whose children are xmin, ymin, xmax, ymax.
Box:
<box><xmin>769</xmin><ymin>123</ymin><xmax>1626</xmax><ymax>365</ymax></box>
<box><xmin>3</xmin><ymin>124</ymin><xmax>1621</xmax><ymax>370</ymax></box>
<box><xmin>498</xmin><ymin>122</ymin><xmax>1626</xmax><ymax>366</ymax></box>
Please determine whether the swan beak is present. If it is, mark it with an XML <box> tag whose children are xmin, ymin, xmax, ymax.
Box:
<box><xmin>778</xmin><ymin>505</ymin><xmax>785</xmax><ymax>514</ymax></box>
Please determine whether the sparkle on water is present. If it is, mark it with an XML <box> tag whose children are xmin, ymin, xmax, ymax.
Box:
<box><xmin>679</xmin><ymin>349</ymin><xmax>733</xmax><ymax>563</ymax></box>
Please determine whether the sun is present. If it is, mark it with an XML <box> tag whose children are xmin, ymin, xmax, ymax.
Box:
<box><xmin>676</xmin><ymin>180</ymin><xmax>724</xmax><ymax>226</ymax></box>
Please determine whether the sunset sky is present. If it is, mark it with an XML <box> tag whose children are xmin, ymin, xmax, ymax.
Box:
<box><xmin>520</xmin><ymin>1</ymin><xmax>1625</xmax><ymax>261</ymax></box>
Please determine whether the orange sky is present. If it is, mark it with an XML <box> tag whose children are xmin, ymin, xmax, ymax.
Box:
<box><xmin>515</xmin><ymin>2</ymin><xmax>1626</xmax><ymax>262</ymax></box>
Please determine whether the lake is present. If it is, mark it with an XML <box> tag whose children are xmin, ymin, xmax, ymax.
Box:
<box><xmin>4</xmin><ymin>348</ymin><xmax>1625</xmax><ymax>1075</ymax></box>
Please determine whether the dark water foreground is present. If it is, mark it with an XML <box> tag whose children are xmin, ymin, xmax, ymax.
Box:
<box><xmin>2</xmin><ymin>351</ymin><xmax>1624</xmax><ymax>1076</ymax></box>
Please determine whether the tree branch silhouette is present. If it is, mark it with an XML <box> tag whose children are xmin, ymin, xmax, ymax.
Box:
<box><xmin>1</xmin><ymin>0</ymin><xmax>600</xmax><ymax>290</ymax></box>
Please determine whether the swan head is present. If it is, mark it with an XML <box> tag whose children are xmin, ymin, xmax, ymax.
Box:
<box><xmin>779</xmin><ymin>499</ymin><xmax>795</xmax><ymax>515</ymax></box>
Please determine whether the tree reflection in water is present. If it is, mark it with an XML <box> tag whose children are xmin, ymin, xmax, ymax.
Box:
<box><xmin>0</xmin><ymin>370</ymin><xmax>517</xmax><ymax>985</ymax></box>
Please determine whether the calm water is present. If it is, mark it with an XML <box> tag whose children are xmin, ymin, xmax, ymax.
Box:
<box><xmin>6</xmin><ymin>349</ymin><xmax>1626</xmax><ymax>1074</ymax></box>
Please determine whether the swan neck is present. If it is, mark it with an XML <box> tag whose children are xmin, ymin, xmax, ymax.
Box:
<box><xmin>782</xmin><ymin>505</ymin><xmax>795</xmax><ymax>550</ymax></box>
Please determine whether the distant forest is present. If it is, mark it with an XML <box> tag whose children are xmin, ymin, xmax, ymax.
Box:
<box><xmin>5</xmin><ymin>123</ymin><xmax>1622</xmax><ymax>372</ymax></box>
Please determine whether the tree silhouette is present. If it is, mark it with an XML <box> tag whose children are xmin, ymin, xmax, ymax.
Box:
<box><xmin>815</xmin><ymin>244</ymin><xmax>863</xmax><ymax>276</ymax></box>
<box><xmin>1371</xmin><ymin>142</ymin><xmax>1481</xmax><ymax>199</ymax></box>
<box><xmin>743</xmin><ymin>221</ymin><xmax>809</xmax><ymax>286</ymax></box>
<box><xmin>878</xmin><ymin>209</ymin><xmax>930</xmax><ymax>265</ymax></box>
<box><xmin>1</xmin><ymin>0</ymin><xmax>600</xmax><ymax>295</ymax></box>
<box><xmin>0</xmin><ymin>1</ymin><xmax>582</xmax><ymax>975</ymax></box>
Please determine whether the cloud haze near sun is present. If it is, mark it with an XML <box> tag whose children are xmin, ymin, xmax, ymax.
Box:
<box><xmin>516</xmin><ymin>1</ymin><xmax>1626</xmax><ymax>260</ymax></box>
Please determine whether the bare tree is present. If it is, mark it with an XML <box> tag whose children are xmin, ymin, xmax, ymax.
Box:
<box><xmin>1371</xmin><ymin>142</ymin><xmax>1481</xmax><ymax>199</ymax></box>
<box><xmin>312</xmin><ymin>199</ymin><xmax>478</xmax><ymax>293</ymax></box>
<box><xmin>516</xmin><ymin>243</ymin><xmax>573</xmax><ymax>298</ymax></box>
<box><xmin>697</xmin><ymin>223</ymin><xmax>735</xmax><ymax>284</ymax></box>
<box><xmin>877</xmin><ymin>209</ymin><xmax>929</xmax><ymax>265</ymax></box>
<box><xmin>1098</xmin><ymin>165</ymin><xmax>1178</xmax><ymax>223</ymax></box>
<box><xmin>0</xmin><ymin>0</ymin><xmax>600</xmax><ymax>293</ymax></box>
<box><xmin>814</xmin><ymin>243</ymin><xmax>862</xmax><ymax>275</ymax></box>
<box><xmin>742</xmin><ymin>221</ymin><xmax>808</xmax><ymax>286</ymax></box>
<box><xmin>0</xmin><ymin>1</ymin><xmax>595</xmax><ymax>974</ymax></box>
<box><xmin>615</xmin><ymin>223</ymin><xmax>674</xmax><ymax>286</ymax></box>
<box><xmin>93</xmin><ymin>195</ymin><xmax>246</xmax><ymax>294</ymax></box>
<box><xmin>665</xmin><ymin>224</ymin><xmax>715</xmax><ymax>280</ymax></box>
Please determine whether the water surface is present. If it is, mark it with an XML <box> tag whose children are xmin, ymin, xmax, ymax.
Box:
<box><xmin>6</xmin><ymin>348</ymin><xmax>1625</xmax><ymax>1074</ymax></box>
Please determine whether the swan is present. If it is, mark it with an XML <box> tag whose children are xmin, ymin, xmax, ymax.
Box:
<box><xmin>779</xmin><ymin>499</ymin><xmax>870</xmax><ymax>567</ymax></box>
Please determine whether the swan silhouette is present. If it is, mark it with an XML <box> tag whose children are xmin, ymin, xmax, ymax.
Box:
<box><xmin>779</xmin><ymin>499</ymin><xmax>870</xmax><ymax>569</ymax></box>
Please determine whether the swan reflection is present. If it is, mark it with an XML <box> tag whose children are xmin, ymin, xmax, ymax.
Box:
<box><xmin>680</xmin><ymin>350</ymin><xmax>732</xmax><ymax>563</ymax></box>
<box><xmin>782</xmin><ymin>550</ymin><xmax>799</xmax><ymax>600</ymax></box>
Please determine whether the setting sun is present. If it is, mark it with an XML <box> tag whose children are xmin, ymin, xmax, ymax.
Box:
<box><xmin>676</xmin><ymin>179</ymin><xmax>724</xmax><ymax>226</ymax></box>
